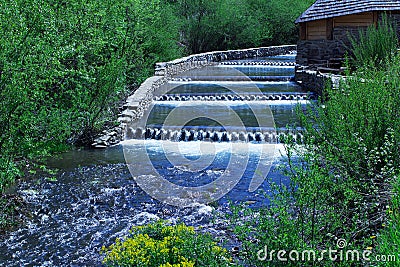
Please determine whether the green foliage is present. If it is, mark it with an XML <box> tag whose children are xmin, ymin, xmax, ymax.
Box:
<box><xmin>0</xmin><ymin>0</ymin><xmax>183</xmax><ymax>193</ymax></box>
<box><xmin>230</xmin><ymin>54</ymin><xmax>400</xmax><ymax>266</ymax></box>
<box><xmin>247</xmin><ymin>0</ymin><xmax>315</xmax><ymax>46</ymax></box>
<box><xmin>0</xmin><ymin>158</ymin><xmax>20</xmax><ymax>193</ymax></box>
<box><xmin>376</xmin><ymin>175</ymin><xmax>400</xmax><ymax>266</ymax></box>
<box><xmin>349</xmin><ymin>14</ymin><xmax>399</xmax><ymax>70</ymax></box>
<box><xmin>175</xmin><ymin>0</ymin><xmax>314</xmax><ymax>53</ymax></box>
<box><xmin>101</xmin><ymin>220</ymin><xmax>232</xmax><ymax>267</ymax></box>
<box><xmin>175</xmin><ymin>0</ymin><xmax>259</xmax><ymax>53</ymax></box>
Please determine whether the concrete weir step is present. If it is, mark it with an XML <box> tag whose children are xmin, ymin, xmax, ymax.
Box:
<box><xmin>170</xmin><ymin>76</ymin><xmax>294</xmax><ymax>82</ymax></box>
<box><xmin>126</xmin><ymin>127</ymin><xmax>304</xmax><ymax>144</ymax></box>
<box><xmin>219</xmin><ymin>61</ymin><xmax>296</xmax><ymax>66</ymax></box>
<box><xmin>153</xmin><ymin>93</ymin><xmax>315</xmax><ymax>102</ymax></box>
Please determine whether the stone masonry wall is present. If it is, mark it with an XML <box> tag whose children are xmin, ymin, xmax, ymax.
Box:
<box><xmin>296</xmin><ymin>27</ymin><xmax>364</xmax><ymax>67</ymax></box>
<box><xmin>295</xmin><ymin>69</ymin><xmax>343</xmax><ymax>95</ymax></box>
<box><xmin>296</xmin><ymin>40</ymin><xmax>342</xmax><ymax>66</ymax></box>
<box><xmin>92</xmin><ymin>45</ymin><xmax>296</xmax><ymax>148</ymax></box>
<box><xmin>155</xmin><ymin>45</ymin><xmax>296</xmax><ymax>76</ymax></box>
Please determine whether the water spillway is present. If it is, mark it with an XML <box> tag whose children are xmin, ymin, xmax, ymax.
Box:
<box><xmin>171</xmin><ymin>75</ymin><xmax>294</xmax><ymax>82</ymax></box>
<box><xmin>124</xmin><ymin>53</ymin><xmax>309</xmax><ymax>207</ymax></box>
<box><xmin>153</xmin><ymin>93</ymin><xmax>315</xmax><ymax>102</ymax></box>
<box><xmin>142</xmin><ymin>101</ymin><xmax>302</xmax><ymax>131</ymax></box>
<box><xmin>128</xmin><ymin>127</ymin><xmax>304</xmax><ymax>143</ymax></box>
<box><xmin>159</xmin><ymin>80</ymin><xmax>306</xmax><ymax>94</ymax></box>
<box><xmin>218</xmin><ymin>61</ymin><xmax>296</xmax><ymax>66</ymax></box>
<box><xmin>172</xmin><ymin>65</ymin><xmax>295</xmax><ymax>82</ymax></box>
<box><xmin>0</xmin><ymin>51</ymin><xmax>313</xmax><ymax>266</ymax></box>
<box><xmin>131</xmin><ymin>58</ymin><xmax>311</xmax><ymax>144</ymax></box>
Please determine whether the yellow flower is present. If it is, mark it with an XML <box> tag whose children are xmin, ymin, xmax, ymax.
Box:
<box><xmin>102</xmin><ymin>220</ymin><xmax>230</xmax><ymax>266</ymax></box>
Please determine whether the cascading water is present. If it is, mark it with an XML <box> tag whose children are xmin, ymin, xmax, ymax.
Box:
<box><xmin>0</xmin><ymin>52</ymin><xmax>312</xmax><ymax>266</ymax></box>
<box><xmin>153</xmin><ymin>93</ymin><xmax>315</xmax><ymax>102</ymax></box>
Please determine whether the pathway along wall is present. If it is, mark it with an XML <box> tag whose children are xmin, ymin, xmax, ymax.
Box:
<box><xmin>91</xmin><ymin>45</ymin><xmax>296</xmax><ymax>148</ymax></box>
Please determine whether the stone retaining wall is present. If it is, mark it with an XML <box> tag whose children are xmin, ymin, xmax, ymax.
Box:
<box><xmin>295</xmin><ymin>68</ymin><xmax>343</xmax><ymax>95</ymax></box>
<box><xmin>155</xmin><ymin>45</ymin><xmax>296</xmax><ymax>76</ymax></box>
<box><xmin>296</xmin><ymin>39</ymin><xmax>340</xmax><ymax>67</ymax></box>
<box><xmin>92</xmin><ymin>45</ymin><xmax>296</xmax><ymax>148</ymax></box>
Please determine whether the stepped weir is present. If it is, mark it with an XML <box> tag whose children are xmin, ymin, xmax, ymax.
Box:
<box><xmin>119</xmin><ymin>48</ymin><xmax>313</xmax><ymax>208</ymax></box>
<box><xmin>124</xmin><ymin>50</ymin><xmax>310</xmax><ymax>145</ymax></box>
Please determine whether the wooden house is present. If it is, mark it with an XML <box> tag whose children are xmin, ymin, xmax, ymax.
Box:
<box><xmin>295</xmin><ymin>0</ymin><xmax>400</xmax><ymax>70</ymax></box>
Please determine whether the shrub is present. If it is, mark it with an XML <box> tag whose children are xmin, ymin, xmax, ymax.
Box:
<box><xmin>101</xmin><ymin>220</ymin><xmax>232</xmax><ymax>267</ymax></box>
<box><xmin>0</xmin><ymin>0</ymin><xmax>183</xmax><ymax>191</ymax></box>
<box><xmin>174</xmin><ymin>0</ymin><xmax>314</xmax><ymax>53</ymax></box>
<box><xmin>349</xmin><ymin>14</ymin><xmax>398</xmax><ymax>70</ymax></box>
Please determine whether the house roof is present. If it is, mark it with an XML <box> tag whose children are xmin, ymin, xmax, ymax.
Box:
<box><xmin>296</xmin><ymin>0</ymin><xmax>400</xmax><ymax>23</ymax></box>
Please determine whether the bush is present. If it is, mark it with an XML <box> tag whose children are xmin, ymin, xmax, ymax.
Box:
<box><xmin>349</xmin><ymin>14</ymin><xmax>398</xmax><ymax>70</ymax></box>
<box><xmin>101</xmin><ymin>220</ymin><xmax>232</xmax><ymax>267</ymax></box>
<box><xmin>0</xmin><ymin>0</ymin><xmax>183</xmax><ymax>192</ymax></box>
<box><xmin>0</xmin><ymin>0</ymin><xmax>183</xmax><ymax>232</ymax></box>
<box><xmin>174</xmin><ymin>0</ymin><xmax>314</xmax><ymax>54</ymax></box>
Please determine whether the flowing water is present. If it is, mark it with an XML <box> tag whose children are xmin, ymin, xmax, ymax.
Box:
<box><xmin>0</xmin><ymin>53</ymin><xmax>313</xmax><ymax>266</ymax></box>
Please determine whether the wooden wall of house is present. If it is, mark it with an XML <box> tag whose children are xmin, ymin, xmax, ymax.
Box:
<box><xmin>306</xmin><ymin>20</ymin><xmax>327</xmax><ymax>40</ymax></box>
<box><xmin>333</xmin><ymin>12</ymin><xmax>375</xmax><ymax>28</ymax></box>
<box><xmin>302</xmin><ymin>12</ymin><xmax>376</xmax><ymax>40</ymax></box>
